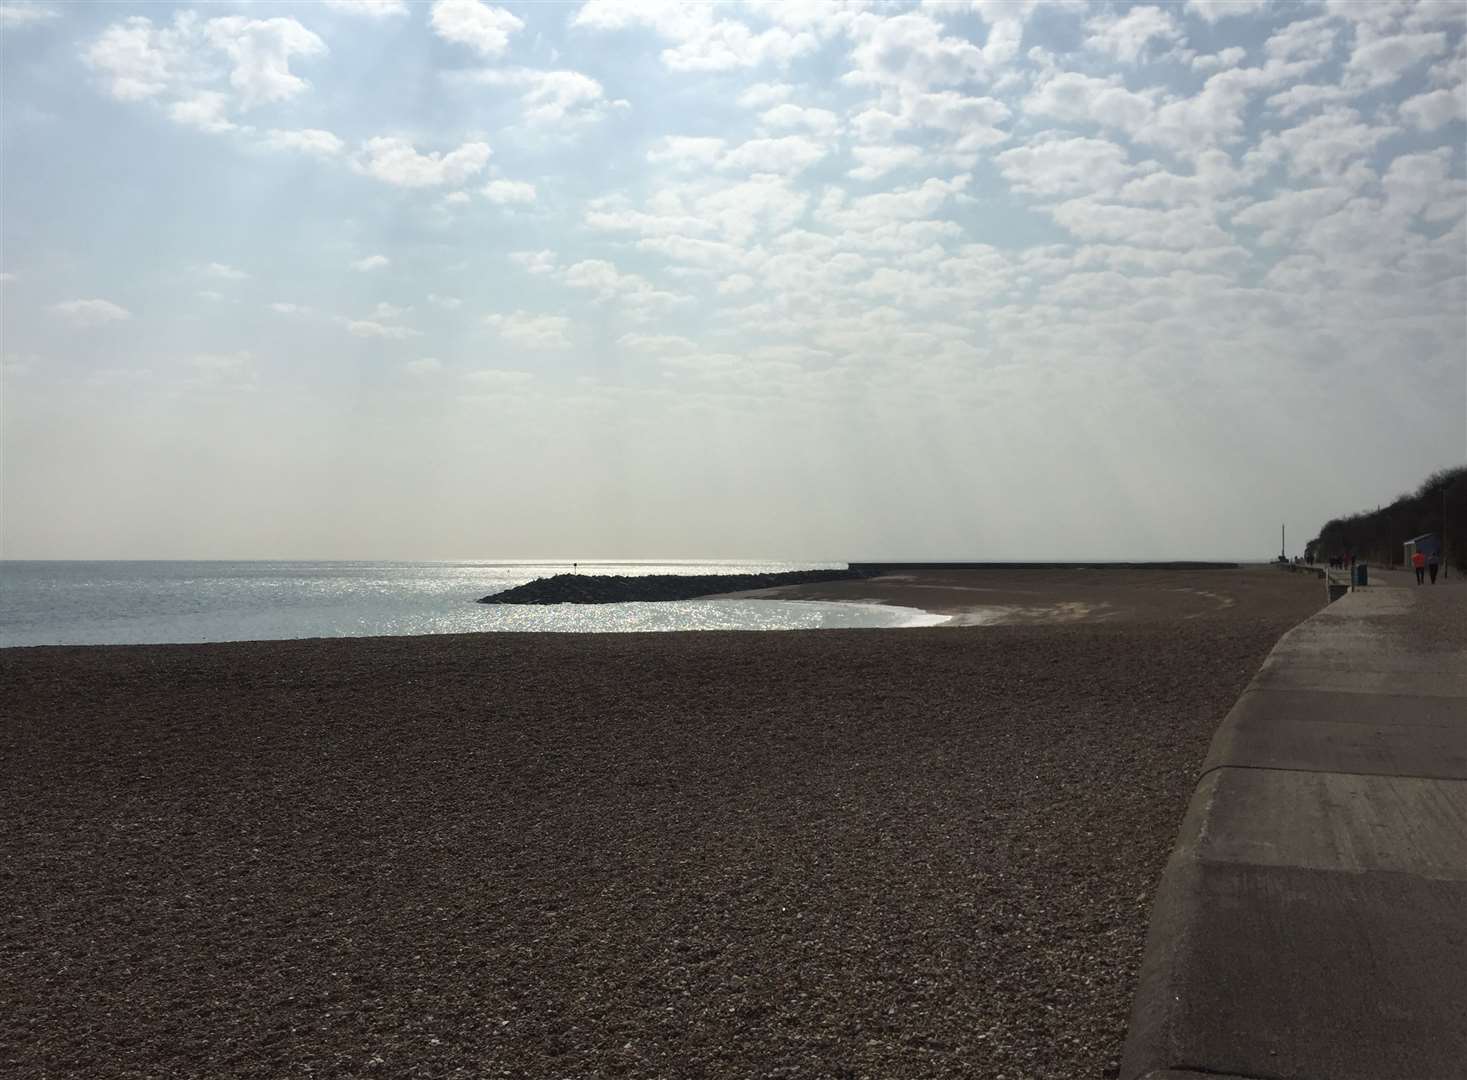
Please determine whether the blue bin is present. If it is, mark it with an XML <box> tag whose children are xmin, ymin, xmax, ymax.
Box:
<box><xmin>1354</xmin><ymin>563</ymin><xmax>1368</xmax><ymax>586</ymax></box>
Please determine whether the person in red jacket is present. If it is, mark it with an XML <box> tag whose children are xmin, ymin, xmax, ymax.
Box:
<box><xmin>1412</xmin><ymin>548</ymin><xmax>1426</xmax><ymax>584</ymax></box>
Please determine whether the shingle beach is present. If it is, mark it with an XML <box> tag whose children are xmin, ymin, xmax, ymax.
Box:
<box><xmin>2</xmin><ymin>568</ymin><xmax>1323</xmax><ymax>1079</ymax></box>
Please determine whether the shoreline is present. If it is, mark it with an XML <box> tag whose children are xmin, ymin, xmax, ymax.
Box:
<box><xmin>2</xmin><ymin>570</ymin><xmax>1326</xmax><ymax>1079</ymax></box>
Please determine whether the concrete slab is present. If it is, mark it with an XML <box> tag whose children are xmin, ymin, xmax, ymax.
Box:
<box><xmin>1122</xmin><ymin>573</ymin><xmax>1467</xmax><ymax>1080</ymax></box>
<box><xmin>1123</xmin><ymin>861</ymin><xmax>1467</xmax><ymax>1080</ymax></box>
<box><xmin>1202</xmin><ymin>688</ymin><xmax>1467</xmax><ymax>779</ymax></box>
<box><xmin>1181</xmin><ymin>768</ymin><xmax>1467</xmax><ymax>879</ymax></box>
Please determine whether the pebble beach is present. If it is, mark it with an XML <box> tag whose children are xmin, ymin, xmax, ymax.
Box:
<box><xmin>1</xmin><ymin>569</ymin><xmax>1324</xmax><ymax>1079</ymax></box>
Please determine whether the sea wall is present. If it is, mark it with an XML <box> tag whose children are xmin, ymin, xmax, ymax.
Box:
<box><xmin>477</xmin><ymin>568</ymin><xmax>875</xmax><ymax>605</ymax></box>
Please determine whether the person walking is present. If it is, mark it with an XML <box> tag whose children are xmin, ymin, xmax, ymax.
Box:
<box><xmin>1412</xmin><ymin>548</ymin><xmax>1426</xmax><ymax>584</ymax></box>
<box><xmin>1428</xmin><ymin>550</ymin><xmax>1440</xmax><ymax>584</ymax></box>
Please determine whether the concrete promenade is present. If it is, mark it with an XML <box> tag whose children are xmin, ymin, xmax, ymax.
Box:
<box><xmin>1120</xmin><ymin>568</ymin><xmax>1466</xmax><ymax>1080</ymax></box>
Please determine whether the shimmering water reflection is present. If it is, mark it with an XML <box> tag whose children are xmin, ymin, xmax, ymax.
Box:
<box><xmin>0</xmin><ymin>561</ymin><xmax>946</xmax><ymax>647</ymax></box>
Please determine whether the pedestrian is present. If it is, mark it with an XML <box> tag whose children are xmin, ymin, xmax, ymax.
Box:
<box><xmin>1412</xmin><ymin>548</ymin><xmax>1426</xmax><ymax>584</ymax></box>
<box><xmin>1428</xmin><ymin>550</ymin><xmax>1440</xmax><ymax>584</ymax></box>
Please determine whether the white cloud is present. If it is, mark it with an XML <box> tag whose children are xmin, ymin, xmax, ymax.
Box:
<box><xmin>485</xmin><ymin>311</ymin><xmax>572</xmax><ymax>349</ymax></box>
<box><xmin>260</xmin><ymin>128</ymin><xmax>345</xmax><ymax>157</ymax></box>
<box><xmin>50</xmin><ymin>298</ymin><xmax>132</xmax><ymax>325</ymax></box>
<box><xmin>352</xmin><ymin>254</ymin><xmax>390</xmax><ymax>271</ymax></box>
<box><xmin>1185</xmin><ymin>0</ymin><xmax>1268</xmax><ymax>23</ymax></box>
<box><xmin>271</xmin><ymin>302</ymin><xmax>310</xmax><ymax>314</ymax></box>
<box><xmin>648</xmin><ymin>136</ymin><xmax>727</xmax><ymax>170</ymax></box>
<box><xmin>430</xmin><ymin>0</ymin><xmax>523</xmax><ymax>57</ymax></box>
<box><xmin>0</xmin><ymin>273</ymin><xmax>15</xmax><ymax>284</ymax></box>
<box><xmin>1192</xmin><ymin>46</ymin><xmax>1248</xmax><ymax>73</ymax></box>
<box><xmin>202</xmin><ymin>17</ymin><xmax>326</xmax><ymax>110</ymax></box>
<box><xmin>196</xmin><ymin>290</ymin><xmax>224</xmax><ymax>302</ymax></box>
<box><xmin>83</xmin><ymin>14</ymin><xmax>198</xmax><ymax>103</ymax></box>
<box><xmin>1085</xmin><ymin>6</ymin><xmax>1183</xmax><ymax>64</ymax></box>
<box><xmin>405</xmin><ymin>357</ymin><xmax>443</xmax><ymax>375</ymax></box>
<box><xmin>997</xmin><ymin>136</ymin><xmax>1140</xmax><ymax>197</ymax></box>
<box><xmin>846</xmin><ymin>11</ymin><xmax>985</xmax><ymax>89</ymax></box>
<box><xmin>510</xmin><ymin>250</ymin><xmax>557</xmax><ymax>275</ymax></box>
<box><xmin>1024</xmin><ymin>72</ymin><xmax>1156</xmax><ymax>135</ymax></box>
<box><xmin>482</xmin><ymin>179</ymin><xmax>537</xmax><ymax>204</ymax></box>
<box><xmin>719</xmin><ymin>134</ymin><xmax>830</xmax><ymax>174</ymax></box>
<box><xmin>574</xmin><ymin>1</ymin><xmax>817</xmax><ymax>72</ymax></box>
<box><xmin>759</xmin><ymin>103</ymin><xmax>842</xmax><ymax>136</ymax></box>
<box><xmin>344</xmin><ymin>318</ymin><xmax>420</xmax><ymax>339</ymax></box>
<box><xmin>718</xmin><ymin>273</ymin><xmax>756</xmax><ymax>296</ymax></box>
<box><xmin>1400</xmin><ymin>84</ymin><xmax>1467</xmax><ymax>130</ymax></box>
<box><xmin>190</xmin><ymin>349</ymin><xmax>251</xmax><ymax>372</ymax></box>
<box><xmin>427</xmin><ymin>294</ymin><xmax>463</xmax><ymax>309</ymax></box>
<box><xmin>737</xmin><ymin>82</ymin><xmax>793</xmax><ymax>108</ymax></box>
<box><xmin>848</xmin><ymin>144</ymin><xmax>925</xmax><ymax>181</ymax></box>
<box><xmin>354</xmin><ymin>137</ymin><xmax>492</xmax><ymax>188</ymax></box>
<box><xmin>204</xmin><ymin>262</ymin><xmax>248</xmax><ymax>280</ymax></box>
<box><xmin>0</xmin><ymin>3</ymin><xmax>59</xmax><ymax>28</ymax></box>
<box><xmin>1346</xmin><ymin>31</ymin><xmax>1449</xmax><ymax>91</ymax></box>
<box><xmin>168</xmin><ymin>91</ymin><xmax>234</xmax><ymax>133</ymax></box>
<box><xmin>462</xmin><ymin>367</ymin><xmax>534</xmax><ymax>390</ymax></box>
<box><xmin>461</xmin><ymin>67</ymin><xmax>614</xmax><ymax>125</ymax></box>
<box><xmin>371</xmin><ymin>302</ymin><xmax>411</xmax><ymax>320</ymax></box>
<box><xmin>563</xmin><ymin>259</ymin><xmax>686</xmax><ymax>310</ymax></box>
<box><xmin>324</xmin><ymin>0</ymin><xmax>409</xmax><ymax>17</ymax></box>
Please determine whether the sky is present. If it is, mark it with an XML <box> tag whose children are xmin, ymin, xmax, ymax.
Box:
<box><xmin>1</xmin><ymin>0</ymin><xmax>1464</xmax><ymax>561</ymax></box>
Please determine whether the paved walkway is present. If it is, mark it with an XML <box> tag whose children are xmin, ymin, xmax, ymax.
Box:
<box><xmin>1121</xmin><ymin>568</ymin><xmax>1466</xmax><ymax>1080</ymax></box>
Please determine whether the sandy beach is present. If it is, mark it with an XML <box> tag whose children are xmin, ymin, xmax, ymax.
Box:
<box><xmin>1</xmin><ymin>568</ymin><xmax>1323</xmax><ymax>1079</ymax></box>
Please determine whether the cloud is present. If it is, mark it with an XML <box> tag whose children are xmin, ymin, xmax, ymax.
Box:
<box><xmin>737</xmin><ymin>82</ymin><xmax>793</xmax><ymax>108</ymax></box>
<box><xmin>510</xmin><ymin>250</ymin><xmax>557</xmax><ymax>275</ymax></box>
<box><xmin>271</xmin><ymin>302</ymin><xmax>310</xmax><ymax>314</ymax></box>
<box><xmin>352</xmin><ymin>254</ymin><xmax>390</xmax><ymax>271</ymax></box>
<box><xmin>719</xmin><ymin>134</ymin><xmax>830</xmax><ymax>174</ymax></box>
<box><xmin>462</xmin><ymin>367</ymin><xmax>534</xmax><ymax>390</ymax></box>
<box><xmin>484</xmin><ymin>311</ymin><xmax>572</xmax><ymax>349</ymax></box>
<box><xmin>1346</xmin><ymin>31</ymin><xmax>1449</xmax><ymax>91</ymax></box>
<box><xmin>50</xmin><ymin>298</ymin><xmax>132</xmax><ymax>325</ymax></box>
<box><xmin>260</xmin><ymin>128</ymin><xmax>345</xmax><ymax>156</ymax></box>
<box><xmin>405</xmin><ymin>357</ymin><xmax>443</xmax><ymax>375</ymax></box>
<box><xmin>1400</xmin><ymin>84</ymin><xmax>1467</xmax><ymax>130</ymax></box>
<box><xmin>1084</xmin><ymin>6</ymin><xmax>1183</xmax><ymax>64</ymax></box>
<box><xmin>344</xmin><ymin>318</ymin><xmax>420</xmax><ymax>339</ymax></box>
<box><xmin>354</xmin><ymin>137</ymin><xmax>492</xmax><ymax>188</ymax></box>
<box><xmin>168</xmin><ymin>91</ymin><xmax>234</xmax><ymax>133</ymax></box>
<box><xmin>1185</xmin><ymin>0</ymin><xmax>1268</xmax><ymax>23</ymax></box>
<box><xmin>1024</xmin><ymin>72</ymin><xmax>1156</xmax><ymax>134</ymax></box>
<box><xmin>563</xmin><ymin>259</ymin><xmax>686</xmax><ymax>310</ymax></box>
<box><xmin>647</xmin><ymin>136</ymin><xmax>727</xmax><ymax>170</ymax></box>
<box><xmin>760</xmin><ymin>103</ymin><xmax>842</xmax><ymax>137</ymax></box>
<box><xmin>462</xmin><ymin>67</ymin><xmax>615</xmax><ymax>126</ymax></box>
<box><xmin>574</xmin><ymin>0</ymin><xmax>817</xmax><ymax>72</ymax></box>
<box><xmin>848</xmin><ymin>144</ymin><xmax>925</xmax><ymax>181</ymax></box>
<box><xmin>482</xmin><ymin>179</ymin><xmax>537</xmax><ymax>204</ymax></box>
<box><xmin>204</xmin><ymin>262</ymin><xmax>248</xmax><ymax>280</ymax></box>
<box><xmin>0</xmin><ymin>273</ymin><xmax>15</xmax><ymax>284</ymax></box>
<box><xmin>324</xmin><ymin>0</ymin><xmax>409</xmax><ymax>17</ymax></box>
<box><xmin>427</xmin><ymin>293</ymin><xmax>463</xmax><ymax>309</ymax></box>
<box><xmin>430</xmin><ymin>0</ymin><xmax>523</xmax><ymax>58</ymax></box>
<box><xmin>202</xmin><ymin>17</ymin><xmax>326</xmax><ymax>110</ymax></box>
<box><xmin>997</xmin><ymin>136</ymin><xmax>1140</xmax><ymax>197</ymax></box>
<box><xmin>83</xmin><ymin>14</ymin><xmax>199</xmax><ymax>103</ymax></box>
<box><xmin>846</xmin><ymin>11</ymin><xmax>986</xmax><ymax>89</ymax></box>
<box><xmin>196</xmin><ymin>290</ymin><xmax>224</xmax><ymax>302</ymax></box>
<box><xmin>0</xmin><ymin>3</ymin><xmax>59</xmax><ymax>29</ymax></box>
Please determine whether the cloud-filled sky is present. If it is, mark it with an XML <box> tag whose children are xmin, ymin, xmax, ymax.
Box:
<box><xmin>2</xmin><ymin>0</ymin><xmax>1464</xmax><ymax>560</ymax></box>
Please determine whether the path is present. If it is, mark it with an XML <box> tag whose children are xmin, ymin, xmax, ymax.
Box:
<box><xmin>1120</xmin><ymin>568</ymin><xmax>1466</xmax><ymax>1080</ymax></box>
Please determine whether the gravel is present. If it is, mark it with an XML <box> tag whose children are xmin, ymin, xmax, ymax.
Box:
<box><xmin>1</xmin><ymin>575</ymin><xmax>1322</xmax><ymax>1080</ymax></box>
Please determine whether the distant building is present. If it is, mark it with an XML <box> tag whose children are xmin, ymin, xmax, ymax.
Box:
<box><xmin>1404</xmin><ymin>533</ymin><xmax>1440</xmax><ymax>565</ymax></box>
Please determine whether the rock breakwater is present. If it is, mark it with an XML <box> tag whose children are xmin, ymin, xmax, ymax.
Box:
<box><xmin>478</xmin><ymin>568</ymin><xmax>874</xmax><ymax>605</ymax></box>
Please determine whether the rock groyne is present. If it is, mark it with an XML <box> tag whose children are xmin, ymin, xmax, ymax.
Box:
<box><xmin>478</xmin><ymin>568</ymin><xmax>873</xmax><ymax>605</ymax></box>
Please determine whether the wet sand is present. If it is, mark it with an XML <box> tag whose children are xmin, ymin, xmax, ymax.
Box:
<box><xmin>1</xmin><ymin>568</ymin><xmax>1323</xmax><ymax>1079</ymax></box>
<box><xmin>729</xmin><ymin>566</ymin><xmax>1287</xmax><ymax>625</ymax></box>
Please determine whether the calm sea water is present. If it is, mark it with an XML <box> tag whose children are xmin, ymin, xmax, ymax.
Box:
<box><xmin>0</xmin><ymin>561</ymin><xmax>945</xmax><ymax>647</ymax></box>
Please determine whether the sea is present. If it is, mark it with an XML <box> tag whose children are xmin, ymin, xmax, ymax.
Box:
<box><xmin>0</xmin><ymin>560</ymin><xmax>946</xmax><ymax>648</ymax></box>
